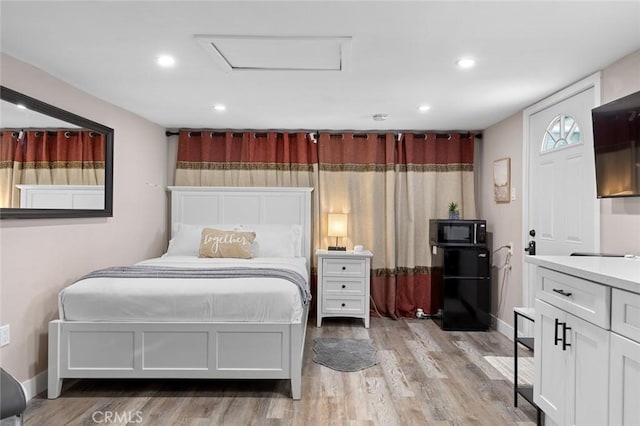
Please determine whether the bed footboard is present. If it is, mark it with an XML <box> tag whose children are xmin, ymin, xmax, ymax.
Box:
<box><xmin>47</xmin><ymin>312</ymin><xmax>308</xmax><ymax>399</ymax></box>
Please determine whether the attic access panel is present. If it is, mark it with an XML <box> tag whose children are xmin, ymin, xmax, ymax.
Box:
<box><xmin>195</xmin><ymin>35</ymin><xmax>352</xmax><ymax>72</ymax></box>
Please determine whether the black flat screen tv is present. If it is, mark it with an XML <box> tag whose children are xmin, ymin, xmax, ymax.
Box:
<box><xmin>592</xmin><ymin>89</ymin><xmax>640</xmax><ymax>198</ymax></box>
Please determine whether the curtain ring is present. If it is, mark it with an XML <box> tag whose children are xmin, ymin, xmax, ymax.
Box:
<box><xmin>89</xmin><ymin>131</ymin><xmax>96</xmax><ymax>137</ymax></box>
<box><xmin>188</xmin><ymin>131</ymin><xmax>192</xmax><ymax>138</ymax></box>
<box><xmin>210</xmin><ymin>132</ymin><xmax>214</xmax><ymax>138</ymax></box>
<box><xmin>447</xmin><ymin>134</ymin><xmax>452</xmax><ymax>141</ymax></box>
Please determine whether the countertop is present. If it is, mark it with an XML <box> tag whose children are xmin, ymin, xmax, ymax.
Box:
<box><xmin>525</xmin><ymin>255</ymin><xmax>640</xmax><ymax>294</ymax></box>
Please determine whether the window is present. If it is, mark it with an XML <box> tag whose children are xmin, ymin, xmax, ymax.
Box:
<box><xmin>542</xmin><ymin>114</ymin><xmax>582</xmax><ymax>152</ymax></box>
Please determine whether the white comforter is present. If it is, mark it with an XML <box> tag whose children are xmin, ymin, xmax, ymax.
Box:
<box><xmin>59</xmin><ymin>256</ymin><xmax>309</xmax><ymax>323</ymax></box>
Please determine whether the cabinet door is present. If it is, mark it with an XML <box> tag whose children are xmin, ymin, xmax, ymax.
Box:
<box><xmin>565</xmin><ymin>312</ymin><xmax>610</xmax><ymax>426</ymax></box>
<box><xmin>610</xmin><ymin>333</ymin><xmax>640</xmax><ymax>426</ymax></box>
<box><xmin>535</xmin><ymin>299</ymin><xmax>566</xmax><ymax>424</ymax></box>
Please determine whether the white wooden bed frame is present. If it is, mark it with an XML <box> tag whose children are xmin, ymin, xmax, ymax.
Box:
<box><xmin>48</xmin><ymin>186</ymin><xmax>313</xmax><ymax>399</ymax></box>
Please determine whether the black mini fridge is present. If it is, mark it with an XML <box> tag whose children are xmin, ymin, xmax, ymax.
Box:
<box><xmin>434</xmin><ymin>246</ymin><xmax>491</xmax><ymax>331</ymax></box>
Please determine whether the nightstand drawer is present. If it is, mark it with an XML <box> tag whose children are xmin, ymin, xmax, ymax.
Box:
<box><xmin>323</xmin><ymin>277</ymin><xmax>365</xmax><ymax>295</ymax></box>
<box><xmin>322</xmin><ymin>297</ymin><xmax>365</xmax><ymax>314</ymax></box>
<box><xmin>322</xmin><ymin>259</ymin><xmax>365</xmax><ymax>277</ymax></box>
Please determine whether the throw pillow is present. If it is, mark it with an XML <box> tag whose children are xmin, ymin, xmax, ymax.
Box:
<box><xmin>199</xmin><ymin>228</ymin><xmax>256</xmax><ymax>259</ymax></box>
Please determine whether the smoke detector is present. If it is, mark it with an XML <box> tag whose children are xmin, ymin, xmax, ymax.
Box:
<box><xmin>372</xmin><ymin>113</ymin><xmax>388</xmax><ymax>121</ymax></box>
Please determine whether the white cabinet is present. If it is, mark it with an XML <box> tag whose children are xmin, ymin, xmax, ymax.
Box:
<box><xmin>526</xmin><ymin>256</ymin><xmax>640</xmax><ymax>426</ymax></box>
<box><xmin>609</xmin><ymin>334</ymin><xmax>640</xmax><ymax>426</ymax></box>
<box><xmin>316</xmin><ymin>249</ymin><xmax>372</xmax><ymax>328</ymax></box>
<box><xmin>534</xmin><ymin>268</ymin><xmax>611</xmax><ymax>426</ymax></box>
<box><xmin>535</xmin><ymin>299</ymin><xmax>610</xmax><ymax>426</ymax></box>
<box><xmin>609</xmin><ymin>289</ymin><xmax>640</xmax><ymax>426</ymax></box>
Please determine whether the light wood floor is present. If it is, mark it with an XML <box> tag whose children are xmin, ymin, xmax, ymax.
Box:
<box><xmin>24</xmin><ymin>318</ymin><xmax>538</xmax><ymax>425</ymax></box>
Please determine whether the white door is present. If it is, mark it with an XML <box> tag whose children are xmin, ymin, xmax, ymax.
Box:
<box><xmin>523</xmin><ymin>74</ymin><xmax>601</xmax><ymax>308</ymax></box>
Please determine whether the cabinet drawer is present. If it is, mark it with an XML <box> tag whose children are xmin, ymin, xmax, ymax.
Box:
<box><xmin>322</xmin><ymin>297</ymin><xmax>364</xmax><ymax>314</ymax></box>
<box><xmin>612</xmin><ymin>288</ymin><xmax>640</xmax><ymax>342</ymax></box>
<box><xmin>323</xmin><ymin>277</ymin><xmax>365</xmax><ymax>295</ymax></box>
<box><xmin>537</xmin><ymin>267</ymin><xmax>610</xmax><ymax>329</ymax></box>
<box><xmin>322</xmin><ymin>259</ymin><xmax>365</xmax><ymax>277</ymax></box>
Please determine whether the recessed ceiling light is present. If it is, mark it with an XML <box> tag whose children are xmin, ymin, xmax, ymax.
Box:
<box><xmin>418</xmin><ymin>105</ymin><xmax>431</xmax><ymax>112</ymax></box>
<box><xmin>157</xmin><ymin>55</ymin><xmax>175</xmax><ymax>67</ymax></box>
<box><xmin>213</xmin><ymin>104</ymin><xmax>226</xmax><ymax>112</ymax></box>
<box><xmin>456</xmin><ymin>58</ymin><xmax>475</xmax><ymax>69</ymax></box>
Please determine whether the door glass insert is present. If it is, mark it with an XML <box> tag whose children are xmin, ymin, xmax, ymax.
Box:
<box><xmin>542</xmin><ymin>114</ymin><xmax>582</xmax><ymax>152</ymax></box>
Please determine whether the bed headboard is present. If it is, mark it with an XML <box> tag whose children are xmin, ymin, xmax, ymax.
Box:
<box><xmin>167</xmin><ymin>186</ymin><xmax>314</xmax><ymax>264</ymax></box>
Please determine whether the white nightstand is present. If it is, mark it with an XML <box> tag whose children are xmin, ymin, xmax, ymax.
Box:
<box><xmin>316</xmin><ymin>249</ymin><xmax>373</xmax><ymax>328</ymax></box>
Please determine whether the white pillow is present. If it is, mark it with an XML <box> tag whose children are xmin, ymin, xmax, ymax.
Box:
<box><xmin>236</xmin><ymin>224</ymin><xmax>302</xmax><ymax>257</ymax></box>
<box><xmin>166</xmin><ymin>223</ymin><xmax>237</xmax><ymax>256</ymax></box>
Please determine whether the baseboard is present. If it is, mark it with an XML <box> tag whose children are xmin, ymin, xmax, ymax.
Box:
<box><xmin>491</xmin><ymin>314</ymin><xmax>514</xmax><ymax>340</ymax></box>
<box><xmin>21</xmin><ymin>369</ymin><xmax>47</xmax><ymax>401</ymax></box>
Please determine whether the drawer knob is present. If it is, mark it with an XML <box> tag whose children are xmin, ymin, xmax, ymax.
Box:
<box><xmin>342</xmin><ymin>266</ymin><xmax>346</xmax><ymax>271</ymax></box>
<box><xmin>341</xmin><ymin>303</ymin><xmax>346</xmax><ymax>307</ymax></box>
<box><xmin>341</xmin><ymin>284</ymin><xmax>346</xmax><ymax>289</ymax></box>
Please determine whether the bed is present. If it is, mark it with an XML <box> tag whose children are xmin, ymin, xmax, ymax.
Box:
<box><xmin>48</xmin><ymin>186</ymin><xmax>313</xmax><ymax>399</ymax></box>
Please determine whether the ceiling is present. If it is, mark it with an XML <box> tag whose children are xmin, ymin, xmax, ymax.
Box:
<box><xmin>1</xmin><ymin>1</ymin><xmax>639</xmax><ymax>132</ymax></box>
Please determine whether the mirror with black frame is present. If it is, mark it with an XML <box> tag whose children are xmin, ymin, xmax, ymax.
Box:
<box><xmin>0</xmin><ymin>86</ymin><xmax>113</xmax><ymax>219</ymax></box>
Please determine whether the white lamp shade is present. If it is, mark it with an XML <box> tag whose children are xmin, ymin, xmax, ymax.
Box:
<box><xmin>327</xmin><ymin>213</ymin><xmax>348</xmax><ymax>237</ymax></box>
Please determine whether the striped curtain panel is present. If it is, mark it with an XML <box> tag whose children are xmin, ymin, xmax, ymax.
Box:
<box><xmin>317</xmin><ymin>132</ymin><xmax>476</xmax><ymax>318</ymax></box>
<box><xmin>0</xmin><ymin>129</ymin><xmax>105</xmax><ymax>208</ymax></box>
<box><xmin>393</xmin><ymin>132</ymin><xmax>477</xmax><ymax>317</ymax></box>
<box><xmin>174</xmin><ymin>130</ymin><xmax>318</xmax><ymax>188</ymax></box>
<box><xmin>173</xmin><ymin>130</ymin><xmax>476</xmax><ymax>318</ymax></box>
<box><xmin>316</xmin><ymin>132</ymin><xmax>398</xmax><ymax>317</ymax></box>
<box><xmin>174</xmin><ymin>130</ymin><xmax>320</xmax><ymax>253</ymax></box>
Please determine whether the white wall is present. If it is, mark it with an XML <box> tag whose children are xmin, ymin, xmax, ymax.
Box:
<box><xmin>0</xmin><ymin>54</ymin><xmax>169</xmax><ymax>384</ymax></box>
<box><xmin>477</xmin><ymin>112</ymin><xmax>524</xmax><ymax>326</ymax></box>
<box><xmin>478</xmin><ymin>49</ymin><xmax>640</xmax><ymax>328</ymax></box>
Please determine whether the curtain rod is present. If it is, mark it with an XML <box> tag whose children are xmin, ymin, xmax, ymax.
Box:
<box><xmin>165</xmin><ymin>130</ymin><xmax>481</xmax><ymax>139</ymax></box>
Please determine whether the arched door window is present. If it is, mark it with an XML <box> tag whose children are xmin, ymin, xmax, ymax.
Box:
<box><xmin>541</xmin><ymin>114</ymin><xmax>582</xmax><ymax>152</ymax></box>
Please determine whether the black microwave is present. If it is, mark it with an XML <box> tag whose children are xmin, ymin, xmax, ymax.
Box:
<box><xmin>430</xmin><ymin>219</ymin><xmax>487</xmax><ymax>247</ymax></box>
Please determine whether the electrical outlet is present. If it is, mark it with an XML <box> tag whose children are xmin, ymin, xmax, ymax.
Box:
<box><xmin>508</xmin><ymin>242</ymin><xmax>514</xmax><ymax>255</ymax></box>
<box><xmin>0</xmin><ymin>324</ymin><xmax>9</xmax><ymax>347</ymax></box>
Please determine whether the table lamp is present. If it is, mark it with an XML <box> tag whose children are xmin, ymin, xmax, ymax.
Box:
<box><xmin>327</xmin><ymin>213</ymin><xmax>348</xmax><ymax>251</ymax></box>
